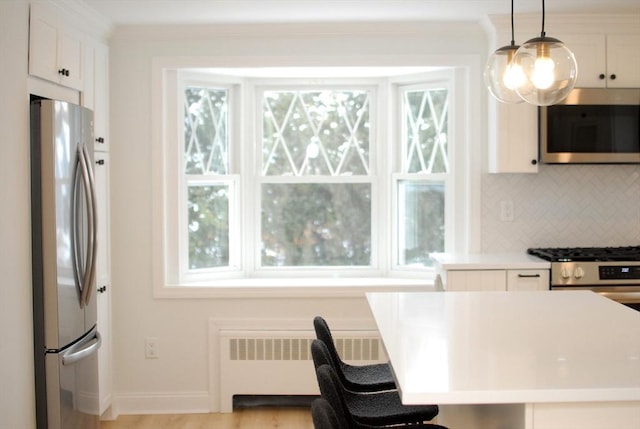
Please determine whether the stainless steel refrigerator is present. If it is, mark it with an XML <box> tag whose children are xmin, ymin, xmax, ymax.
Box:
<box><xmin>31</xmin><ymin>99</ymin><xmax>101</xmax><ymax>429</ymax></box>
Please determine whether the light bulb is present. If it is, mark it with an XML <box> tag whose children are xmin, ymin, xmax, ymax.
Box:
<box><xmin>532</xmin><ymin>55</ymin><xmax>555</xmax><ymax>89</ymax></box>
<box><xmin>513</xmin><ymin>36</ymin><xmax>578</xmax><ymax>106</ymax></box>
<box><xmin>503</xmin><ymin>61</ymin><xmax>525</xmax><ymax>90</ymax></box>
<box><xmin>484</xmin><ymin>45</ymin><xmax>524</xmax><ymax>104</ymax></box>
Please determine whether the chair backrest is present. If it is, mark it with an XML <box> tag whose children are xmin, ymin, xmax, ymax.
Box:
<box><xmin>313</xmin><ymin>316</ymin><xmax>343</xmax><ymax>369</ymax></box>
<box><xmin>311</xmin><ymin>339</ymin><xmax>334</xmax><ymax>371</ymax></box>
<box><xmin>315</xmin><ymin>364</ymin><xmax>354</xmax><ymax>429</ymax></box>
<box><xmin>311</xmin><ymin>397</ymin><xmax>346</xmax><ymax>429</ymax></box>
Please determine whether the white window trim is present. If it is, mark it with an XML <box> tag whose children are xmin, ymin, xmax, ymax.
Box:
<box><xmin>151</xmin><ymin>56</ymin><xmax>482</xmax><ymax>298</ymax></box>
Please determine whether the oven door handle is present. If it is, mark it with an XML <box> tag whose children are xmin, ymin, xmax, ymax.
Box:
<box><xmin>552</xmin><ymin>286</ymin><xmax>640</xmax><ymax>304</ymax></box>
<box><xmin>600</xmin><ymin>291</ymin><xmax>640</xmax><ymax>304</ymax></box>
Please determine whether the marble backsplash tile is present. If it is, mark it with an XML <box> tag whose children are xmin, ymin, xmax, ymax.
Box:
<box><xmin>481</xmin><ymin>164</ymin><xmax>640</xmax><ymax>252</ymax></box>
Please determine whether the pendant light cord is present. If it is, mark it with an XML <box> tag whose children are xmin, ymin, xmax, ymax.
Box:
<box><xmin>510</xmin><ymin>0</ymin><xmax>516</xmax><ymax>46</ymax></box>
<box><xmin>540</xmin><ymin>0</ymin><xmax>546</xmax><ymax>37</ymax></box>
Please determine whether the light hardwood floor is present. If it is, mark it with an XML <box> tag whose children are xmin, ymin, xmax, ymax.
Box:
<box><xmin>100</xmin><ymin>407</ymin><xmax>314</xmax><ymax>429</ymax></box>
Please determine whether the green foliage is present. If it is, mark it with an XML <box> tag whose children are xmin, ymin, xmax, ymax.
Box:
<box><xmin>261</xmin><ymin>184</ymin><xmax>371</xmax><ymax>266</ymax></box>
<box><xmin>188</xmin><ymin>185</ymin><xmax>230</xmax><ymax>270</ymax></box>
<box><xmin>400</xmin><ymin>182</ymin><xmax>445</xmax><ymax>267</ymax></box>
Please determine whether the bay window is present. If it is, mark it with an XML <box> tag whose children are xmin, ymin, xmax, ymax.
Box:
<box><xmin>159</xmin><ymin>67</ymin><xmax>462</xmax><ymax>287</ymax></box>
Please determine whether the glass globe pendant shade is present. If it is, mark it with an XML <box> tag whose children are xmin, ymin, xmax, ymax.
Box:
<box><xmin>513</xmin><ymin>36</ymin><xmax>578</xmax><ymax>106</ymax></box>
<box><xmin>484</xmin><ymin>45</ymin><xmax>525</xmax><ymax>104</ymax></box>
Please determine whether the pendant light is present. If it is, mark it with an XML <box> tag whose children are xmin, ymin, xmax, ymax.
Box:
<box><xmin>513</xmin><ymin>0</ymin><xmax>577</xmax><ymax>106</ymax></box>
<box><xmin>484</xmin><ymin>0</ymin><xmax>524</xmax><ymax>104</ymax></box>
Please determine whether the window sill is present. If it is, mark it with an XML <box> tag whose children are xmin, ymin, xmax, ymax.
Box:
<box><xmin>154</xmin><ymin>277</ymin><xmax>436</xmax><ymax>299</ymax></box>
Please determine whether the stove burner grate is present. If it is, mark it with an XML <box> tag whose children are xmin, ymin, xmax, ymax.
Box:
<box><xmin>527</xmin><ymin>246</ymin><xmax>640</xmax><ymax>262</ymax></box>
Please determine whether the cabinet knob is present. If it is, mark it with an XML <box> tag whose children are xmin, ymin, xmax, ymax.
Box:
<box><xmin>610</xmin><ymin>74</ymin><xmax>617</xmax><ymax>80</ymax></box>
<box><xmin>96</xmin><ymin>159</ymin><xmax>105</xmax><ymax>165</ymax></box>
<box><xmin>96</xmin><ymin>137</ymin><xmax>105</xmax><ymax>143</ymax></box>
<box><xmin>531</xmin><ymin>159</ymin><xmax>537</xmax><ymax>165</ymax></box>
<box><xmin>58</xmin><ymin>68</ymin><xmax>70</xmax><ymax>77</ymax></box>
<box><xmin>599</xmin><ymin>74</ymin><xmax>606</xmax><ymax>80</ymax></box>
<box><xmin>98</xmin><ymin>286</ymin><xmax>107</xmax><ymax>293</ymax></box>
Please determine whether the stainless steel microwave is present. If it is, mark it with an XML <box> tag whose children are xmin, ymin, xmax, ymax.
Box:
<box><xmin>540</xmin><ymin>88</ymin><xmax>640</xmax><ymax>164</ymax></box>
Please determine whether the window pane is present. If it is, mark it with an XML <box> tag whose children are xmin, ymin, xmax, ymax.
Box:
<box><xmin>404</xmin><ymin>89</ymin><xmax>449</xmax><ymax>174</ymax></box>
<box><xmin>188</xmin><ymin>184</ymin><xmax>230</xmax><ymax>269</ymax></box>
<box><xmin>184</xmin><ymin>87</ymin><xmax>229</xmax><ymax>175</ymax></box>
<box><xmin>398</xmin><ymin>181</ymin><xmax>444</xmax><ymax>267</ymax></box>
<box><xmin>262</xmin><ymin>90</ymin><xmax>370</xmax><ymax>176</ymax></box>
<box><xmin>261</xmin><ymin>184</ymin><xmax>371</xmax><ymax>266</ymax></box>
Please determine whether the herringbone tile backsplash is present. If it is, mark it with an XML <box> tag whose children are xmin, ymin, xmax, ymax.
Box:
<box><xmin>481</xmin><ymin>164</ymin><xmax>640</xmax><ymax>252</ymax></box>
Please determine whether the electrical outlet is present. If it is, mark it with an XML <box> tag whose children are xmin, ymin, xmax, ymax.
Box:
<box><xmin>500</xmin><ymin>200</ymin><xmax>514</xmax><ymax>222</ymax></box>
<box><xmin>145</xmin><ymin>337</ymin><xmax>159</xmax><ymax>359</ymax></box>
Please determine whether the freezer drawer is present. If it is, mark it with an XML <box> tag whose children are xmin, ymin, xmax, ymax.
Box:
<box><xmin>44</xmin><ymin>327</ymin><xmax>101</xmax><ymax>429</ymax></box>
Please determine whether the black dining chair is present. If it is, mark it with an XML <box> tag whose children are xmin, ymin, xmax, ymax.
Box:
<box><xmin>313</xmin><ymin>316</ymin><xmax>396</xmax><ymax>392</ymax></box>
<box><xmin>314</xmin><ymin>363</ymin><xmax>442</xmax><ymax>427</ymax></box>
<box><xmin>312</xmin><ymin>394</ymin><xmax>449</xmax><ymax>429</ymax></box>
<box><xmin>311</xmin><ymin>397</ymin><xmax>347</xmax><ymax>429</ymax></box>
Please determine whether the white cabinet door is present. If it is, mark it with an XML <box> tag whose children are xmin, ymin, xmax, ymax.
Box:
<box><xmin>84</xmin><ymin>40</ymin><xmax>109</xmax><ymax>152</ymax></box>
<box><xmin>506</xmin><ymin>270</ymin><xmax>549</xmax><ymax>291</ymax></box>
<box><xmin>606</xmin><ymin>34</ymin><xmax>640</xmax><ymax>88</ymax></box>
<box><xmin>57</xmin><ymin>27</ymin><xmax>84</xmax><ymax>90</ymax></box>
<box><xmin>559</xmin><ymin>34</ymin><xmax>640</xmax><ymax>88</ymax></box>
<box><xmin>529</xmin><ymin>402</ymin><xmax>640</xmax><ymax>429</ymax></box>
<box><xmin>28</xmin><ymin>7</ymin><xmax>59</xmax><ymax>84</ymax></box>
<box><xmin>447</xmin><ymin>271</ymin><xmax>507</xmax><ymax>291</ymax></box>
<box><xmin>488</xmin><ymin>101</ymin><xmax>539</xmax><ymax>173</ymax></box>
<box><xmin>94</xmin><ymin>151</ymin><xmax>112</xmax><ymax>414</ymax></box>
<box><xmin>29</xmin><ymin>3</ymin><xmax>84</xmax><ymax>91</ymax></box>
<box><xmin>558</xmin><ymin>34</ymin><xmax>607</xmax><ymax>88</ymax></box>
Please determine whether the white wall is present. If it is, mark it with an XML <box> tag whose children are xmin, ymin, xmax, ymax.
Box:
<box><xmin>0</xmin><ymin>1</ymin><xmax>36</xmax><ymax>427</ymax></box>
<box><xmin>108</xmin><ymin>21</ymin><xmax>487</xmax><ymax>414</ymax></box>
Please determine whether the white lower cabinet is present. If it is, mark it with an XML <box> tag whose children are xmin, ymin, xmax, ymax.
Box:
<box><xmin>447</xmin><ymin>270</ymin><xmax>507</xmax><ymax>291</ymax></box>
<box><xmin>445</xmin><ymin>269</ymin><xmax>549</xmax><ymax>292</ymax></box>
<box><xmin>506</xmin><ymin>270</ymin><xmax>550</xmax><ymax>291</ymax></box>
<box><xmin>527</xmin><ymin>402</ymin><xmax>640</xmax><ymax>429</ymax></box>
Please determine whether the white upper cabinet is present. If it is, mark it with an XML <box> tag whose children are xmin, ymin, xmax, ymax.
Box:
<box><xmin>84</xmin><ymin>40</ymin><xmax>110</xmax><ymax>152</ymax></box>
<box><xmin>29</xmin><ymin>3</ymin><xmax>85</xmax><ymax>91</ymax></box>
<box><xmin>488</xmin><ymin>101</ymin><xmax>539</xmax><ymax>174</ymax></box>
<box><xmin>558</xmin><ymin>34</ymin><xmax>640</xmax><ymax>88</ymax></box>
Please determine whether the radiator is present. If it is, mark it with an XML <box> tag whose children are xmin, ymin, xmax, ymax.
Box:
<box><xmin>216</xmin><ymin>329</ymin><xmax>387</xmax><ymax>412</ymax></box>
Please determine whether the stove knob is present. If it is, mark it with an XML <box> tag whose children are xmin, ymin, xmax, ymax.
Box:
<box><xmin>561</xmin><ymin>267</ymin><xmax>572</xmax><ymax>279</ymax></box>
<box><xmin>574</xmin><ymin>266</ymin><xmax>585</xmax><ymax>279</ymax></box>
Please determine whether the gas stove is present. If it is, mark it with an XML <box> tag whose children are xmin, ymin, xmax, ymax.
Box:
<box><xmin>527</xmin><ymin>246</ymin><xmax>640</xmax><ymax>310</ymax></box>
<box><xmin>527</xmin><ymin>246</ymin><xmax>640</xmax><ymax>263</ymax></box>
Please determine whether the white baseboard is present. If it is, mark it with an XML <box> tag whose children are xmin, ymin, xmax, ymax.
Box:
<box><xmin>114</xmin><ymin>391</ymin><xmax>211</xmax><ymax>416</ymax></box>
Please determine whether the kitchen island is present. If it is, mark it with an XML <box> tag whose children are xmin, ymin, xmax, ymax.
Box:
<box><xmin>367</xmin><ymin>291</ymin><xmax>640</xmax><ymax>429</ymax></box>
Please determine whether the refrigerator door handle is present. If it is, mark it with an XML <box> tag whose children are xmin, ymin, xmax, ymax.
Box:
<box><xmin>81</xmin><ymin>144</ymin><xmax>98</xmax><ymax>307</ymax></box>
<box><xmin>74</xmin><ymin>144</ymin><xmax>98</xmax><ymax>309</ymax></box>
<box><xmin>61</xmin><ymin>328</ymin><xmax>102</xmax><ymax>366</ymax></box>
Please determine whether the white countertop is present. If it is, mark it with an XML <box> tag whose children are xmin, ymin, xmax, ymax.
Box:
<box><xmin>430</xmin><ymin>252</ymin><xmax>551</xmax><ymax>270</ymax></box>
<box><xmin>367</xmin><ymin>291</ymin><xmax>640</xmax><ymax>405</ymax></box>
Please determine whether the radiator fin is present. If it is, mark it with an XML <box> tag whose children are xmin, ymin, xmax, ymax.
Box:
<box><xmin>229</xmin><ymin>337</ymin><xmax>380</xmax><ymax>361</ymax></box>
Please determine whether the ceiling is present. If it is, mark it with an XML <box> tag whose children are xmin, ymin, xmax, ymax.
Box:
<box><xmin>82</xmin><ymin>0</ymin><xmax>640</xmax><ymax>26</ymax></box>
